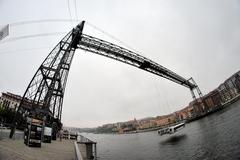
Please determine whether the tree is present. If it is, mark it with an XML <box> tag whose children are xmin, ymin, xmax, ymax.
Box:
<box><xmin>0</xmin><ymin>105</ymin><xmax>15</xmax><ymax>125</ymax></box>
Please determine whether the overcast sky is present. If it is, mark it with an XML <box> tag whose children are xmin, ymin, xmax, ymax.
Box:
<box><xmin>0</xmin><ymin>0</ymin><xmax>239</xmax><ymax>127</ymax></box>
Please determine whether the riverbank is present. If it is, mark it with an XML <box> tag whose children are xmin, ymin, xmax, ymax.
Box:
<box><xmin>121</xmin><ymin>94</ymin><xmax>240</xmax><ymax>134</ymax></box>
<box><xmin>187</xmin><ymin>94</ymin><xmax>240</xmax><ymax>123</ymax></box>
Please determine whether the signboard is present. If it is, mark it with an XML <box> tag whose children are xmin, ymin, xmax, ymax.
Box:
<box><xmin>32</xmin><ymin>118</ymin><xmax>43</xmax><ymax>124</ymax></box>
<box><xmin>0</xmin><ymin>24</ymin><xmax>9</xmax><ymax>41</ymax></box>
<box><xmin>44</xmin><ymin>127</ymin><xmax>52</xmax><ymax>136</ymax></box>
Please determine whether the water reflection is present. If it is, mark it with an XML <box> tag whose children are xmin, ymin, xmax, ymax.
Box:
<box><xmin>160</xmin><ymin>134</ymin><xmax>187</xmax><ymax>145</ymax></box>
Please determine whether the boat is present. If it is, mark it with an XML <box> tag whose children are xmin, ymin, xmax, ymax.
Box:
<box><xmin>157</xmin><ymin>122</ymin><xmax>186</xmax><ymax>136</ymax></box>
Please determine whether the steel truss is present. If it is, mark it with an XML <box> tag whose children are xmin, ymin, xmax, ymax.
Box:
<box><xmin>10</xmin><ymin>21</ymin><xmax>201</xmax><ymax>138</ymax></box>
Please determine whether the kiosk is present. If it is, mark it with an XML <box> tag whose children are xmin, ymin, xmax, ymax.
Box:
<box><xmin>24</xmin><ymin>117</ymin><xmax>43</xmax><ymax>147</ymax></box>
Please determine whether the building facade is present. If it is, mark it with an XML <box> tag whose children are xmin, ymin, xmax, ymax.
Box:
<box><xmin>0</xmin><ymin>92</ymin><xmax>22</xmax><ymax>111</ymax></box>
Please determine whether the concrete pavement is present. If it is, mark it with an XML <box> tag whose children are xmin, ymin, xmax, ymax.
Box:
<box><xmin>0</xmin><ymin>139</ymin><xmax>75</xmax><ymax>160</ymax></box>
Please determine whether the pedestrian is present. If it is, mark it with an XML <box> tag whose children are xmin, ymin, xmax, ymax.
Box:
<box><xmin>60</xmin><ymin>129</ymin><xmax>63</xmax><ymax>141</ymax></box>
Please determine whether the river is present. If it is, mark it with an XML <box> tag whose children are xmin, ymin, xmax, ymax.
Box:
<box><xmin>82</xmin><ymin>100</ymin><xmax>240</xmax><ymax>160</ymax></box>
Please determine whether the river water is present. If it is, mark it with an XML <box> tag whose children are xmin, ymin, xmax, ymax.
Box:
<box><xmin>82</xmin><ymin>100</ymin><xmax>240</xmax><ymax>160</ymax></box>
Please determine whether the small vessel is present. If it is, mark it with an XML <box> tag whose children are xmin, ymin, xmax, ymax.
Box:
<box><xmin>157</xmin><ymin>122</ymin><xmax>185</xmax><ymax>136</ymax></box>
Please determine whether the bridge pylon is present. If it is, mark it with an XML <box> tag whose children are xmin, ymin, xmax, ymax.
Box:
<box><xmin>10</xmin><ymin>22</ymin><xmax>85</xmax><ymax>139</ymax></box>
<box><xmin>188</xmin><ymin>77</ymin><xmax>202</xmax><ymax>100</ymax></box>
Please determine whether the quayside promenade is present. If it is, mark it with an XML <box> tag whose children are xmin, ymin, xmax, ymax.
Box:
<box><xmin>0</xmin><ymin>139</ymin><xmax>75</xmax><ymax>160</ymax></box>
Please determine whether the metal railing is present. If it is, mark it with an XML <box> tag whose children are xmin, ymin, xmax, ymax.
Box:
<box><xmin>74</xmin><ymin>141</ymin><xmax>83</xmax><ymax>160</ymax></box>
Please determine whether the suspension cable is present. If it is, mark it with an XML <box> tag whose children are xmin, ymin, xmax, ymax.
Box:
<box><xmin>67</xmin><ymin>0</ymin><xmax>74</xmax><ymax>27</ymax></box>
<box><xmin>0</xmin><ymin>32</ymin><xmax>66</xmax><ymax>44</ymax></box>
<box><xmin>74</xmin><ymin>0</ymin><xmax>78</xmax><ymax>20</ymax></box>
<box><xmin>8</xmin><ymin>19</ymin><xmax>81</xmax><ymax>27</ymax></box>
<box><xmin>85</xmin><ymin>21</ymin><xmax>142</xmax><ymax>55</ymax></box>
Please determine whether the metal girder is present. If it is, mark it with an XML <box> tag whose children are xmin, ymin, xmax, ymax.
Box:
<box><xmin>78</xmin><ymin>34</ymin><xmax>197</xmax><ymax>90</ymax></box>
